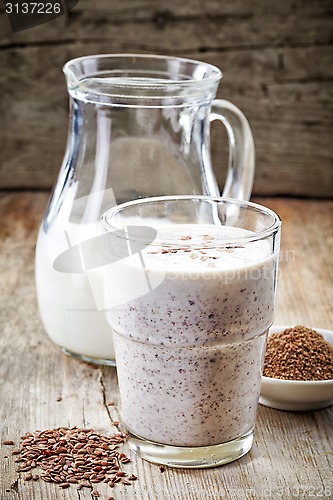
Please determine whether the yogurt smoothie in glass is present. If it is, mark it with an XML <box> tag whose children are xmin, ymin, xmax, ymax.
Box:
<box><xmin>102</xmin><ymin>197</ymin><xmax>281</xmax><ymax>468</ymax></box>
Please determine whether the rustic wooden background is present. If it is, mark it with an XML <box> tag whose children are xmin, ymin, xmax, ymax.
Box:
<box><xmin>0</xmin><ymin>0</ymin><xmax>332</xmax><ymax>196</ymax></box>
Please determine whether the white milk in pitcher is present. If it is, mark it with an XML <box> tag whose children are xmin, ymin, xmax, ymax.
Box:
<box><xmin>35</xmin><ymin>221</ymin><xmax>116</xmax><ymax>362</ymax></box>
<box><xmin>35</xmin><ymin>216</ymin><xmax>167</xmax><ymax>362</ymax></box>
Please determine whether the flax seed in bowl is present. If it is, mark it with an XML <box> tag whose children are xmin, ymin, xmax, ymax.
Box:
<box><xmin>260</xmin><ymin>326</ymin><xmax>333</xmax><ymax>411</ymax></box>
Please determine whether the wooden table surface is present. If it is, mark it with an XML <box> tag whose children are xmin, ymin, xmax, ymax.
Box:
<box><xmin>1</xmin><ymin>193</ymin><xmax>332</xmax><ymax>500</ymax></box>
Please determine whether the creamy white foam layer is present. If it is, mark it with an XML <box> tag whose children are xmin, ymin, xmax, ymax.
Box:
<box><xmin>139</xmin><ymin>224</ymin><xmax>271</xmax><ymax>271</ymax></box>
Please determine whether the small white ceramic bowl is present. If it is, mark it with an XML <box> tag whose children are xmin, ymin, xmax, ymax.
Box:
<box><xmin>260</xmin><ymin>326</ymin><xmax>333</xmax><ymax>411</ymax></box>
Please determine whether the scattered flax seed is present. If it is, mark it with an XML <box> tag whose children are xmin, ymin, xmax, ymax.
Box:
<box><xmin>79</xmin><ymin>480</ymin><xmax>91</xmax><ymax>488</ymax></box>
<box><xmin>10</xmin><ymin>426</ymin><xmax>136</xmax><ymax>492</ymax></box>
<box><xmin>180</xmin><ymin>236</ymin><xmax>192</xmax><ymax>240</ymax></box>
<box><xmin>263</xmin><ymin>326</ymin><xmax>333</xmax><ymax>380</ymax></box>
<box><xmin>3</xmin><ymin>440</ymin><xmax>14</xmax><ymax>445</ymax></box>
<box><xmin>56</xmin><ymin>396</ymin><xmax>62</xmax><ymax>402</ymax></box>
<box><xmin>107</xmin><ymin>401</ymin><xmax>115</xmax><ymax>406</ymax></box>
<box><xmin>59</xmin><ymin>482</ymin><xmax>70</xmax><ymax>489</ymax></box>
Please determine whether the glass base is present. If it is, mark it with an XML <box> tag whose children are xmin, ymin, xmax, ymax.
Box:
<box><xmin>128</xmin><ymin>427</ymin><xmax>254</xmax><ymax>469</ymax></box>
<box><xmin>61</xmin><ymin>347</ymin><xmax>116</xmax><ymax>367</ymax></box>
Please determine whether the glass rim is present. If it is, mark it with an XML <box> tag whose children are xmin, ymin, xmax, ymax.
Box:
<box><xmin>63</xmin><ymin>53</ymin><xmax>223</xmax><ymax>89</ymax></box>
<box><xmin>101</xmin><ymin>195</ymin><xmax>281</xmax><ymax>247</ymax></box>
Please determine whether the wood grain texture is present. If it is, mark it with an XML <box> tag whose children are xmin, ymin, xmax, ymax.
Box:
<box><xmin>0</xmin><ymin>0</ymin><xmax>332</xmax><ymax>195</ymax></box>
<box><xmin>0</xmin><ymin>192</ymin><xmax>332</xmax><ymax>499</ymax></box>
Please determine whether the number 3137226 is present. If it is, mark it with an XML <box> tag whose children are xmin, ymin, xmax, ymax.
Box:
<box><xmin>5</xmin><ymin>3</ymin><xmax>62</xmax><ymax>14</ymax></box>
<box><xmin>276</xmin><ymin>485</ymin><xmax>332</xmax><ymax>497</ymax></box>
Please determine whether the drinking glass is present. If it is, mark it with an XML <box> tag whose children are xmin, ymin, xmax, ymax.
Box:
<box><xmin>101</xmin><ymin>196</ymin><xmax>281</xmax><ymax>468</ymax></box>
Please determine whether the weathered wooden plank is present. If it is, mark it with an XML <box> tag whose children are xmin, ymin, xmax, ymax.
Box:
<box><xmin>0</xmin><ymin>0</ymin><xmax>332</xmax><ymax>194</ymax></box>
<box><xmin>0</xmin><ymin>0</ymin><xmax>332</xmax><ymax>47</ymax></box>
<box><xmin>0</xmin><ymin>192</ymin><xmax>333</xmax><ymax>499</ymax></box>
<box><xmin>0</xmin><ymin>42</ymin><xmax>332</xmax><ymax>195</ymax></box>
<box><xmin>262</xmin><ymin>198</ymin><xmax>333</xmax><ymax>328</ymax></box>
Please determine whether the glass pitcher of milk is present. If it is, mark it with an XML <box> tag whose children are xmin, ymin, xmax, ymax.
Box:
<box><xmin>35</xmin><ymin>54</ymin><xmax>255</xmax><ymax>365</ymax></box>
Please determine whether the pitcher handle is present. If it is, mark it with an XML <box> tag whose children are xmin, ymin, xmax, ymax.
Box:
<box><xmin>210</xmin><ymin>99</ymin><xmax>255</xmax><ymax>201</ymax></box>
